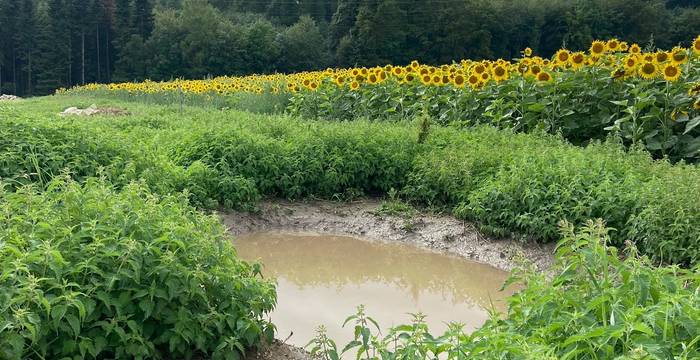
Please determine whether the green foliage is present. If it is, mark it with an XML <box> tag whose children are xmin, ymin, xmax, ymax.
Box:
<box><xmin>371</xmin><ymin>188</ymin><xmax>417</xmax><ymax>219</ymax></box>
<box><xmin>405</xmin><ymin>126</ymin><xmax>700</xmax><ymax>265</ymax></box>
<box><xmin>0</xmin><ymin>177</ymin><xmax>276</xmax><ymax>359</ymax></box>
<box><xmin>309</xmin><ymin>221</ymin><xmax>700</xmax><ymax>359</ymax></box>
<box><xmin>289</xmin><ymin>64</ymin><xmax>700</xmax><ymax>162</ymax></box>
<box><xmin>171</xmin><ymin>115</ymin><xmax>420</xmax><ymax>201</ymax></box>
<box><xmin>5</xmin><ymin>96</ymin><xmax>700</xmax><ymax>265</ymax></box>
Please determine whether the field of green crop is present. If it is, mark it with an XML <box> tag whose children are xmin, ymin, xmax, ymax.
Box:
<box><xmin>1</xmin><ymin>95</ymin><xmax>699</xmax><ymax>359</ymax></box>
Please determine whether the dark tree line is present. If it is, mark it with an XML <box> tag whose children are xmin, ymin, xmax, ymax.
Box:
<box><xmin>0</xmin><ymin>0</ymin><xmax>698</xmax><ymax>96</ymax></box>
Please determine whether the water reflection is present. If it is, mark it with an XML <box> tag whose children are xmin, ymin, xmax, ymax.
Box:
<box><xmin>234</xmin><ymin>231</ymin><xmax>513</xmax><ymax>347</ymax></box>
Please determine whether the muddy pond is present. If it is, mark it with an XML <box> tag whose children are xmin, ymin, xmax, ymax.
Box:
<box><xmin>233</xmin><ymin>231</ymin><xmax>514</xmax><ymax>348</ymax></box>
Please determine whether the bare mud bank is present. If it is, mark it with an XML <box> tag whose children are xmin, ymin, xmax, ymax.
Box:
<box><xmin>221</xmin><ymin>199</ymin><xmax>554</xmax><ymax>273</ymax></box>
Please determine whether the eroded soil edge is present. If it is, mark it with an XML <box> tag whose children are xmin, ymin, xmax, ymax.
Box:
<box><xmin>222</xmin><ymin>199</ymin><xmax>554</xmax><ymax>275</ymax></box>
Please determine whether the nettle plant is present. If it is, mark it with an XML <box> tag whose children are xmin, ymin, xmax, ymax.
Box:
<box><xmin>309</xmin><ymin>220</ymin><xmax>700</xmax><ymax>360</ymax></box>
<box><xmin>0</xmin><ymin>178</ymin><xmax>276</xmax><ymax>359</ymax></box>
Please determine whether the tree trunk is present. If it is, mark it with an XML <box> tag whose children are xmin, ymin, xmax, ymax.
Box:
<box><xmin>12</xmin><ymin>47</ymin><xmax>17</xmax><ymax>95</ymax></box>
<box><xmin>68</xmin><ymin>35</ymin><xmax>72</xmax><ymax>87</ymax></box>
<box><xmin>27</xmin><ymin>51</ymin><xmax>32</xmax><ymax>96</ymax></box>
<box><xmin>96</xmin><ymin>23</ymin><xmax>101</xmax><ymax>82</ymax></box>
<box><xmin>106</xmin><ymin>29</ymin><xmax>110</xmax><ymax>82</ymax></box>
<box><xmin>81</xmin><ymin>30</ymin><xmax>85</xmax><ymax>85</ymax></box>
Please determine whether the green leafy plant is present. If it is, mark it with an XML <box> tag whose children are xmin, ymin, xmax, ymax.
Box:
<box><xmin>5</xmin><ymin>96</ymin><xmax>700</xmax><ymax>264</ymax></box>
<box><xmin>308</xmin><ymin>220</ymin><xmax>700</xmax><ymax>359</ymax></box>
<box><xmin>0</xmin><ymin>177</ymin><xmax>276</xmax><ymax>359</ymax></box>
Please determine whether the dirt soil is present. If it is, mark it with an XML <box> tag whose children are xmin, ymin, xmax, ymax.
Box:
<box><xmin>221</xmin><ymin>199</ymin><xmax>554</xmax><ymax>272</ymax></box>
<box><xmin>246</xmin><ymin>340</ymin><xmax>312</xmax><ymax>360</ymax></box>
<box><xmin>0</xmin><ymin>94</ymin><xmax>21</xmax><ymax>101</ymax></box>
<box><xmin>59</xmin><ymin>104</ymin><xmax>130</xmax><ymax>116</ymax></box>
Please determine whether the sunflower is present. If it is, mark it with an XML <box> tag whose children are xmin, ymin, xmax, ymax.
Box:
<box><xmin>441</xmin><ymin>75</ymin><xmax>450</xmax><ymax>86</ymax></box>
<box><xmin>473</xmin><ymin>63</ymin><xmax>486</xmax><ymax>74</ymax></box>
<box><xmin>334</xmin><ymin>76</ymin><xmax>346</xmax><ymax>87</ymax></box>
<box><xmin>411</xmin><ymin>60</ymin><xmax>420</xmax><ymax>69</ymax></box>
<box><xmin>662</xmin><ymin>63</ymin><xmax>681</xmax><ymax>82</ymax></box>
<box><xmin>606</xmin><ymin>39</ymin><xmax>620</xmax><ymax>52</ymax></box>
<box><xmin>480</xmin><ymin>72</ymin><xmax>490</xmax><ymax>82</ymax></box>
<box><xmin>405</xmin><ymin>73</ymin><xmax>416</xmax><ymax>83</ymax></box>
<box><xmin>453</xmin><ymin>74</ymin><xmax>466</xmax><ymax>88</ymax></box>
<box><xmin>350</xmin><ymin>81</ymin><xmax>360</xmax><ymax>90</ymax></box>
<box><xmin>642</xmin><ymin>53</ymin><xmax>655</xmax><ymax>62</ymax></box>
<box><xmin>555</xmin><ymin>49</ymin><xmax>570</xmax><ymax>65</ymax></box>
<box><xmin>611</xmin><ymin>67</ymin><xmax>627</xmax><ymax>80</ymax></box>
<box><xmin>689</xmin><ymin>83</ymin><xmax>700</xmax><ymax>97</ymax></box>
<box><xmin>524</xmin><ymin>47</ymin><xmax>533</xmax><ymax>57</ymax></box>
<box><xmin>309</xmin><ymin>81</ymin><xmax>319</xmax><ymax>90</ymax></box>
<box><xmin>655</xmin><ymin>51</ymin><xmax>669</xmax><ymax>64</ymax></box>
<box><xmin>517</xmin><ymin>62</ymin><xmax>528</xmax><ymax>75</ymax></box>
<box><xmin>468</xmin><ymin>74</ymin><xmax>480</xmax><ymax>88</ymax></box>
<box><xmin>571</xmin><ymin>52</ymin><xmax>586</xmax><ymax>69</ymax></box>
<box><xmin>431</xmin><ymin>74</ymin><xmax>442</xmax><ymax>85</ymax></box>
<box><xmin>536</xmin><ymin>71</ymin><xmax>553</xmax><ymax>82</ymax></box>
<box><xmin>693</xmin><ymin>35</ymin><xmax>700</xmax><ymax>55</ymax></box>
<box><xmin>624</xmin><ymin>55</ymin><xmax>638</xmax><ymax>69</ymax></box>
<box><xmin>528</xmin><ymin>64</ymin><xmax>542</xmax><ymax>77</ymax></box>
<box><xmin>638</xmin><ymin>61</ymin><xmax>658</xmax><ymax>79</ymax></box>
<box><xmin>492</xmin><ymin>64</ymin><xmax>509</xmax><ymax>82</ymax></box>
<box><xmin>368</xmin><ymin>73</ymin><xmax>378</xmax><ymax>84</ymax></box>
<box><xmin>421</xmin><ymin>74</ymin><xmax>432</xmax><ymax>85</ymax></box>
<box><xmin>590</xmin><ymin>40</ymin><xmax>606</xmax><ymax>56</ymax></box>
<box><xmin>392</xmin><ymin>66</ymin><xmax>403</xmax><ymax>76</ymax></box>
<box><xmin>671</xmin><ymin>47</ymin><xmax>688</xmax><ymax>64</ymax></box>
<box><xmin>619</xmin><ymin>42</ymin><xmax>629</xmax><ymax>51</ymax></box>
<box><xmin>694</xmin><ymin>100</ymin><xmax>700</xmax><ymax>110</ymax></box>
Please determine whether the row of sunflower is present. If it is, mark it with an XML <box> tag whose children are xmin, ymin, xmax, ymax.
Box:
<box><xmin>68</xmin><ymin>35</ymin><xmax>700</xmax><ymax>96</ymax></box>
<box><xmin>67</xmin><ymin>35</ymin><xmax>700</xmax><ymax>161</ymax></box>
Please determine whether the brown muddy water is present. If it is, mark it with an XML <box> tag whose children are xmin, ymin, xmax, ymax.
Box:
<box><xmin>233</xmin><ymin>231</ymin><xmax>514</xmax><ymax>348</ymax></box>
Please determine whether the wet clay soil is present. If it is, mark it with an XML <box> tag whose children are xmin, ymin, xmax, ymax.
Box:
<box><xmin>222</xmin><ymin>199</ymin><xmax>554</xmax><ymax>273</ymax></box>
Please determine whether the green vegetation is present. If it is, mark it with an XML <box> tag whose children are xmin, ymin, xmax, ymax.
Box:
<box><xmin>3</xmin><ymin>96</ymin><xmax>700</xmax><ymax>266</ymax></box>
<box><xmin>371</xmin><ymin>189</ymin><xmax>418</xmax><ymax>219</ymax></box>
<box><xmin>2</xmin><ymin>0</ymin><xmax>699</xmax><ymax>96</ymax></box>
<box><xmin>0</xmin><ymin>177</ymin><xmax>275</xmax><ymax>359</ymax></box>
<box><xmin>309</xmin><ymin>221</ymin><xmax>700</xmax><ymax>359</ymax></box>
<box><xmin>2</xmin><ymin>93</ymin><xmax>700</xmax><ymax>358</ymax></box>
<box><xmin>288</xmin><ymin>61</ymin><xmax>700</xmax><ymax>162</ymax></box>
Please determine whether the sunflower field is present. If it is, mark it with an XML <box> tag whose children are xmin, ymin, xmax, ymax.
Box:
<box><xmin>69</xmin><ymin>36</ymin><xmax>700</xmax><ymax>162</ymax></box>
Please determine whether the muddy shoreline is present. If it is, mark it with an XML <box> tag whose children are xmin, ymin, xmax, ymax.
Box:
<box><xmin>221</xmin><ymin>199</ymin><xmax>554</xmax><ymax>272</ymax></box>
<box><xmin>222</xmin><ymin>199</ymin><xmax>555</xmax><ymax>359</ymax></box>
